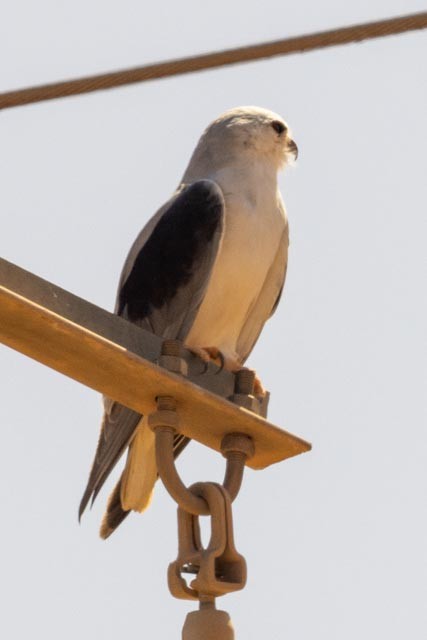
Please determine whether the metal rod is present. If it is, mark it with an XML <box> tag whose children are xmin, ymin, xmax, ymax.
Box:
<box><xmin>221</xmin><ymin>433</ymin><xmax>255</xmax><ymax>501</ymax></box>
<box><xmin>222</xmin><ymin>452</ymin><xmax>246</xmax><ymax>502</ymax></box>
<box><xmin>153</xmin><ymin>426</ymin><xmax>209</xmax><ymax>516</ymax></box>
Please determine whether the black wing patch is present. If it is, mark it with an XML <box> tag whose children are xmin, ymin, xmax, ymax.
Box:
<box><xmin>118</xmin><ymin>180</ymin><xmax>224</xmax><ymax>322</ymax></box>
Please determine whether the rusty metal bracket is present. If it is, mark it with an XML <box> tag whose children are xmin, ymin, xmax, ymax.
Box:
<box><xmin>146</xmin><ymin>392</ymin><xmax>279</xmax><ymax>638</ymax></box>
<box><xmin>148</xmin><ymin>396</ymin><xmax>255</xmax><ymax>515</ymax></box>
<box><xmin>148</xmin><ymin>396</ymin><xmax>253</xmax><ymax>611</ymax></box>
<box><xmin>168</xmin><ymin>482</ymin><xmax>247</xmax><ymax>600</ymax></box>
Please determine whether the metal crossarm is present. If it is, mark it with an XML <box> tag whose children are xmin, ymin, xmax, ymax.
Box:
<box><xmin>0</xmin><ymin>257</ymin><xmax>311</xmax><ymax>469</ymax></box>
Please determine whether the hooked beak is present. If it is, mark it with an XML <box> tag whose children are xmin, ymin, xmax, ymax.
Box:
<box><xmin>286</xmin><ymin>138</ymin><xmax>298</xmax><ymax>161</ymax></box>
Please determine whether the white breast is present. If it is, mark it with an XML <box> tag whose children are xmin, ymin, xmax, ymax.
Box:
<box><xmin>185</xmin><ymin>161</ymin><xmax>286</xmax><ymax>361</ymax></box>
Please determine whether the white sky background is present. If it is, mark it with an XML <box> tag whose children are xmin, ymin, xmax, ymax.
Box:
<box><xmin>1</xmin><ymin>1</ymin><xmax>426</xmax><ymax>638</ymax></box>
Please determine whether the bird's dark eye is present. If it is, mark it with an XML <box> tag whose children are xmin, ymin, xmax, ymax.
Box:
<box><xmin>271</xmin><ymin>120</ymin><xmax>286</xmax><ymax>134</ymax></box>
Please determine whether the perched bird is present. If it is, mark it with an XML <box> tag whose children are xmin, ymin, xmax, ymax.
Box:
<box><xmin>79</xmin><ymin>106</ymin><xmax>298</xmax><ymax>538</ymax></box>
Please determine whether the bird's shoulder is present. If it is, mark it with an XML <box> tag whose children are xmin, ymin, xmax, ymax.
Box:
<box><xmin>115</xmin><ymin>180</ymin><xmax>225</xmax><ymax>310</ymax></box>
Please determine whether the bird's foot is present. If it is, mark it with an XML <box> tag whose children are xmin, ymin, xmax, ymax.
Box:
<box><xmin>186</xmin><ymin>346</ymin><xmax>241</xmax><ymax>374</ymax></box>
<box><xmin>253</xmin><ymin>375</ymin><xmax>266</xmax><ymax>397</ymax></box>
<box><xmin>186</xmin><ymin>346</ymin><xmax>266</xmax><ymax>395</ymax></box>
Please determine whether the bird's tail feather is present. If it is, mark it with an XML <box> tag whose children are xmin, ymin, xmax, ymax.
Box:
<box><xmin>120</xmin><ymin>417</ymin><xmax>157</xmax><ymax>512</ymax></box>
<box><xmin>99</xmin><ymin>479</ymin><xmax>129</xmax><ymax>539</ymax></box>
<box><xmin>99</xmin><ymin>424</ymin><xmax>190</xmax><ymax>539</ymax></box>
<box><xmin>99</xmin><ymin>418</ymin><xmax>157</xmax><ymax>538</ymax></box>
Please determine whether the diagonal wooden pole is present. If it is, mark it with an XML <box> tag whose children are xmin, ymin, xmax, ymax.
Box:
<box><xmin>1</xmin><ymin>12</ymin><xmax>426</xmax><ymax>110</ymax></box>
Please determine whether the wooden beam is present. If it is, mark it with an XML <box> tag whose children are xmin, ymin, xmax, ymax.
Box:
<box><xmin>0</xmin><ymin>258</ymin><xmax>311</xmax><ymax>469</ymax></box>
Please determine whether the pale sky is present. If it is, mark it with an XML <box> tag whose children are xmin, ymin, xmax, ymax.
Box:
<box><xmin>1</xmin><ymin>2</ymin><xmax>426</xmax><ymax>639</ymax></box>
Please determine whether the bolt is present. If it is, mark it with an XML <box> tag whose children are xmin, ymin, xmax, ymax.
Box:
<box><xmin>159</xmin><ymin>340</ymin><xmax>188</xmax><ymax>376</ymax></box>
<box><xmin>156</xmin><ymin>395</ymin><xmax>177</xmax><ymax>412</ymax></box>
<box><xmin>234</xmin><ymin>368</ymin><xmax>255</xmax><ymax>395</ymax></box>
<box><xmin>161</xmin><ymin>339</ymin><xmax>182</xmax><ymax>357</ymax></box>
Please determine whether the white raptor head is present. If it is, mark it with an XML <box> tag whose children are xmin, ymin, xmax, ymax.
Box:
<box><xmin>184</xmin><ymin>106</ymin><xmax>298</xmax><ymax>179</ymax></box>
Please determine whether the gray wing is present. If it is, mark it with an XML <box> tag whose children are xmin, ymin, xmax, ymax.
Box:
<box><xmin>236</xmin><ymin>221</ymin><xmax>289</xmax><ymax>363</ymax></box>
<box><xmin>79</xmin><ymin>180</ymin><xmax>225</xmax><ymax>520</ymax></box>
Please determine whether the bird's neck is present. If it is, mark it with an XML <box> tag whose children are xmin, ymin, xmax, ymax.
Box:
<box><xmin>183</xmin><ymin>156</ymin><xmax>279</xmax><ymax>206</ymax></box>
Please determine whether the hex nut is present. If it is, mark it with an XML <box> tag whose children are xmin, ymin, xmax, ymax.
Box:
<box><xmin>228</xmin><ymin>392</ymin><xmax>261</xmax><ymax>415</ymax></box>
<box><xmin>147</xmin><ymin>409</ymin><xmax>180</xmax><ymax>431</ymax></box>
<box><xmin>221</xmin><ymin>433</ymin><xmax>255</xmax><ymax>460</ymax></box>
<box><xmin>158</xmin><ymin>354</ymin><xmax>188</xmax><ymax>376</ymax></box>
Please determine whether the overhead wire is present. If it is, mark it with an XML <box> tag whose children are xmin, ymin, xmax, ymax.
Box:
<box><xmin>0</xmin><ymin>11</ymin><xmax>426</xmax><ymax>111</ymax></box>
